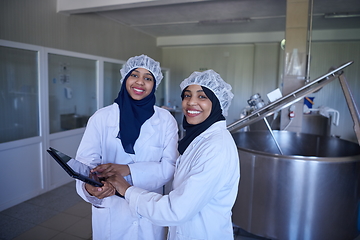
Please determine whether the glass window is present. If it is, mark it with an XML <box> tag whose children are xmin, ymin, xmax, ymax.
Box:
<box><xmin>155</xmin><ymin>70</ymin><xmax>167</xmax><ymax>107</ymax></box>
<box><xmin>103</xmin><ymin>62</ymin><xmax>122</xmax><ymax>107</ymax></box>
<box><xmin>0</xmin><ymin>46</ymin><xmax>39</xmax><ymax>143</ymax></box>
<box><xmin>48</xmin><ymin>54</ymin><xmax>96</xmax><ymax>133</ymax></box>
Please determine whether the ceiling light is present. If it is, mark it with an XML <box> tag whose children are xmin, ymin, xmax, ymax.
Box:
<box><xmin>324</xmin><ymin>12</ymin><xmax>360</xmax><ymax>19</ymax></box>
<box><xmin>198</xmin><ymin>18</ymin><xmax>251</xmax><ymax>25</ymax></box>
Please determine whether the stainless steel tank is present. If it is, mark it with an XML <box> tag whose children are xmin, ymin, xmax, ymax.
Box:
<box><xmin>231</xmin><ymin>131</ymin><xmax>360</xmax><ymax>240</ymax></box>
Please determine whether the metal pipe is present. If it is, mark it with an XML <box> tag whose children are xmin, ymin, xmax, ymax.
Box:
<box><xmin>305</xmin><ymin>0</ymin><xmax>314</xmax><ymax>83</ymax></box>
<box><xmin>263</xmin><ymin>117</ymin><xmax>284</xmax><ymax>155</ymax></box>
<box><xmin>338</xmin><ymin>74</ymin><xmax>360</xmax><ymax>145</ymax></box>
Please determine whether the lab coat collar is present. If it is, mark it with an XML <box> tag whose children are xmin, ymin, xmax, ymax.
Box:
<box><xmin>179</xmin><ymin>120</ymin><xmax>227</xmax><ymax>157</ymax></box>
<box><xmin>198</xmin><ymin>120</ymin><xmax>227</xmax><ymax>139</ymax></box>
<box><xmin>108</xmin><ymin>103</ymin><xmax>160</xmax><ymax>154</ymax></box>
<box><xmin>107</xmin><ymin>102</ymin><xmax>161</xmax><ymax>125</ymax></box>
<box><xmin>108</xmin><ymin>103</ymin><xmax>161</xmax><ymax>127</ymax></box>
<box><xmin>132</xmin><ymin>107</ymin><xmax>162</xmax><ymax>151</ymax></box>
<box><xmin>185</xmin><ymin>120</ymin><xmax>227</xmax><ymax>148</ymax></box>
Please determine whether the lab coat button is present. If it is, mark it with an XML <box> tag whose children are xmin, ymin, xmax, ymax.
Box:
<box><xmin>133</xmin><ymin>221</ymin><xmax>138</xmax><ymax>226</ymax></box>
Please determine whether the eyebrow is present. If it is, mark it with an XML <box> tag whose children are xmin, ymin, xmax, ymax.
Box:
<box><xmin>133</xmin><ymin>69</ymin><xmax>153</xmax><ymax>76</ymax></box>
<box><xmin>184</xmin><ymin>89</ymin><xmax>204</xmax><ymax>93</ymax></box>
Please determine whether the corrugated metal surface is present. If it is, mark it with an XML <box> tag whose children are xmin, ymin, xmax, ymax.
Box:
<box><xmin>163</xmin><ymin>41</ymin><xmax>360</xmax><ymax>142</ymax></box>
<box><xmin>309</xmin><ymin>41</ymin><xmax>360</xmax><ymax>142</ymax></box>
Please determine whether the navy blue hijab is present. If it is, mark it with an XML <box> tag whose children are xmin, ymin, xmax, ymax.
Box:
<box><xmin>114</xmin><ymin>70</ymin><xmax>156</xmax><ymax>154</ymax></box>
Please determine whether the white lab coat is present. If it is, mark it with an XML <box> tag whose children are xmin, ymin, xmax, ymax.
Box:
<box><xmin>74</xmin><ymin>103</ymin><xmax>179</xmax><ymax>240</ymax></box>
<box><xmin>126</xmin><ymin>121</ymin><xmax>240</xmax><ymax>240</ymax></box>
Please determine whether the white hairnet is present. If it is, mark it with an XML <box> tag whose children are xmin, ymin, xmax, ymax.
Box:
<box><xmin>120</xmin><ymin>54</ymin><xmax>163</xmax><ymax>89</ymax></box>
<box><xmin>180</xmin><ymin>69</ymin><xmax>234</xmax><ymax>116</ymax></box>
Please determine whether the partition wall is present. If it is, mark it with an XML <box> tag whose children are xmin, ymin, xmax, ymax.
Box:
<box><xmin>0</xmin><ymin>39</ymin><xmax>169</xmax><ymax>211</ymax></box>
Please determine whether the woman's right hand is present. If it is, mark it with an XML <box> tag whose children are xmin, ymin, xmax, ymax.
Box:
<box><xmin>91</xmin><ymin>163</ymin><xmax>131</xmax><ymax>178</ymax></box>
<box><xmin>84</xmin><ymin>181</ymin><xmax>116</xmax><ymax>199</ymax></box>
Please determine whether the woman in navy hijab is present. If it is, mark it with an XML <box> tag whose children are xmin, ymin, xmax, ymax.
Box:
<box><xmin>74</xmin><ymin>55</ymin><xmax>179</xmax><ymax>240</ymax></box>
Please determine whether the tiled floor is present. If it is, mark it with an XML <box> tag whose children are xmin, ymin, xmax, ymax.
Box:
<box><xmin>0</xmin><ymin>181</ymin><xmax>263</xmax><ymax>240</ymax></box>
<box><xmin>0</xmin><ymin>181</ymin><xmax>359</xmax><ymax>240</ymax></box>
<box><xmin>0</xmin><ymin>182</ymin><xmax>92</xmax><ymax>240</ymax></box>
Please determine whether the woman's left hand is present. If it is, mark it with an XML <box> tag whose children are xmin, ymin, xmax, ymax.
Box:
<box><xmin>107</xmin><ymin>174</ymin><xmax>131</xmax><ymax>196</ymax></box>
<box><xmin>92</xmin><ymin>163</ymin><xmax>130</xmax><ymax>178</ymax></box>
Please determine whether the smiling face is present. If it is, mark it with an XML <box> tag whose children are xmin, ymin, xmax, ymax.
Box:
<box><xmin>126</xmin><ymin>68</ymin><xmax>155</xmax><ymax>100</ymax></box>
<box><xmin>182</xmin><ymin>84</ymin><xmax>212</xmax><ymax>125</ymax></box>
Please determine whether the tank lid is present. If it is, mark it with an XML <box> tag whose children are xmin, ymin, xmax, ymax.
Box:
<box><xmin>227</xmin><ymin>61</ymin><xmax>354</xmax><ymax>134</ymax></box>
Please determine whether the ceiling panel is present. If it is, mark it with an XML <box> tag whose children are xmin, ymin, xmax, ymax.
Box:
<box><xmin>59</xmin><ymin>0</ymin><xmax>360</xmax><ymax>37</ymax></box>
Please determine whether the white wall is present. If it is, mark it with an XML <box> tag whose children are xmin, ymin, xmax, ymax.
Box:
<box><xmin>162</xmin><ymin>43</ymin><xmax>282</xmax><ymax>125</ymax></box>
<box><xmin>309</xmin><ymin>41</ymin><xmax>360</xmax><ymax>142</ymax></box>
